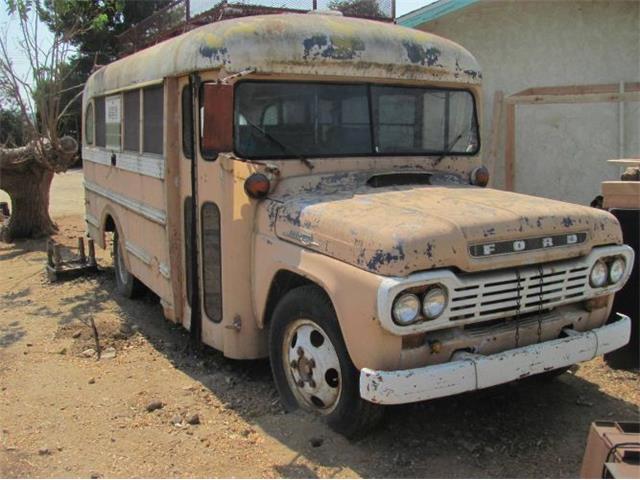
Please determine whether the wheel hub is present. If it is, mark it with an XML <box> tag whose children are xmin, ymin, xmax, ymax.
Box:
<box><xmin>283</xmin><ymin>319</ymin><xmax>342</xmax><ymax>413</ymax></box>
<box><xmin>293</xmin><ymin>349</ymin><xmax>316</xmax><ymax>386</ymax></box>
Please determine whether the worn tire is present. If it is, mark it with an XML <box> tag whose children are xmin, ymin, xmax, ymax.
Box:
<box><xmin>269</xmin><ymin>285</ymin><xmax>384</xmax><ymax>439</ymax></box>
<box><xmin>113</xmin><ymin>231</ymin><xmax>144</xmax><ymax>298</ymax></box>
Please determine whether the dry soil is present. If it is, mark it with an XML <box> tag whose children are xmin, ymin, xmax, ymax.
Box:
<box><xmin>0</xmin><ymin>170</ymin><xmax>638</xmax><ymax>478</ymax></box>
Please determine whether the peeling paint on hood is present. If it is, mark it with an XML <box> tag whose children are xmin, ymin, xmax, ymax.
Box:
<box><xmin>269</xmin><ymin>174</ymin><xmax>622</xmax><ymax>276</ymax></box>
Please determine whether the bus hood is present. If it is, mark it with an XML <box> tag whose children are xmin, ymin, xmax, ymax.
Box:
<box><xmin>271</xmin><ymin>184</ymin><xmax>622</xmax><ymax>276</ymax></box>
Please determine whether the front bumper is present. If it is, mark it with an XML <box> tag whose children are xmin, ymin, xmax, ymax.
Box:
<box><xmin>360</xmin><ymin>314</ymin><xmax>631</xmax><ymax>405</ymax></box>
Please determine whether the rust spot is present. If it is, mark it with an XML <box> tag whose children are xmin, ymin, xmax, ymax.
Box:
<box><xmin>402</xmin><ymin>41</ymin><xmax>442</xmax><ymax>67</ymax></box>
<box><xmin>302</xmin><ymin>35</ymin><xmax>365</xmax><ymax>61</ymax></box>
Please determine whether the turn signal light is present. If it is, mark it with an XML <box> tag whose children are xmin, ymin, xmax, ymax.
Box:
<box><xmin>244</xmin><ymin>173</ymin><xmax>271</xmax><ymax>199</ymax></box>
<box><xmin>470</xmin><ymin>166</ymin><xmax>490</xmax><ymax>187</ymax></box>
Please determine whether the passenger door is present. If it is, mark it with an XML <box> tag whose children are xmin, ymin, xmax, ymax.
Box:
<box><xmin>177</xmin><ymin>77</ymin><xmax>195</xmax><ymax>331</ymax></box>
<box><xmin>193</xmin><ymin>81</ymin><xmax>233</xmax><ymax>348</ymax></box>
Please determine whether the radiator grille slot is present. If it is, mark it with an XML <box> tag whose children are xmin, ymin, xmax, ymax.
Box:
<box><xmin>449</xmin><ymin>265</ymin><xmax>589</xmax><ymax>322</ymax></box>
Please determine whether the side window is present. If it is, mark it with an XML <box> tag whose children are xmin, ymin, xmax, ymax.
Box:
<box><xmin>184</xmin><ymin>196</ymin><xmax>193</xmax><ymax>307</ymax></box>
<box><xmin>143</xmin><ymin>85</ymin><xmax>164</xmax><ymax>155</ymax></box>
<box><xmin>84</xmin><ymin>102</ymin><xmax>94</xmax><ymax>145</ymax></box>
<box><xmin>95</xmin><ymin>97</ymin><xmax>105</xmax><ymax>147</ymax></box>
<box><xmin>124</xmin><ymin>90</ymin><xmax>140</xmax><ymax>152</ymax></box>
<box><xmin>105</xmin><ymin>95</ymin><xmax>122</xmax><ymax>150</ymax></box>
<box><xmin>181</xmin><ymin>86</ymin><xmax>193</xmax><ymax>159</ymax></box>
<box><xmin>201</xmin><ymin>202</ymin><xmax>222</xmax><ymax>322</ymax></box>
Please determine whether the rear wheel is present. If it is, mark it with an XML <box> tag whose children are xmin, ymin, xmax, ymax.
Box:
<box><xmin>113</xmin><ymin>230</ymin><xmax>143</xmax><ymax>298</ymax></box>
<box><xmin>269</xmin><ymin>285</ymin><xmax>384</xmax><ymax>439</ymax></box>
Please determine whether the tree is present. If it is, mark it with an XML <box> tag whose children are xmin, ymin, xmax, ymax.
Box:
<box><xmin>0</xmin><ymin>0</ymin><xmax>81</xmax><ymax>241</ymax></box>
<box><xmin>0</xmin><ymin>108</ymin><xmax>26</xmax><ymax>147</ymax></box>
<box><xmin>328</xmin><ymin>0</ymin><xmax>385</xmax><ymax>18</ymax></box>
<box><xmin>0</xmin><ymin>0</ymin><xmax>174</xmax><ymax>241</ymax></box>
<box><xmin>38</xmin><ymin>0</ymin><xmax>171</xmax><ymax>140</ymax></box>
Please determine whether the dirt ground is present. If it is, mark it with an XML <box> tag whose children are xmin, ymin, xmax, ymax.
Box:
<box><xmin>1</xmin><ymin>169</ymin><xmax>639</xmax><ymax>478</ymax></box>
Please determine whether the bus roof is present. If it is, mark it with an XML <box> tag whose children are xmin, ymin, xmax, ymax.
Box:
<box><xmin>85</xmin><ymin>13</ymin><xmax>481</xmax><ymax>98</ymax></box>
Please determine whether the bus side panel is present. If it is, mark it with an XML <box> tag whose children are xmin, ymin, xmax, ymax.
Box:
<box><xmin>83</xmin><ymin>156</ymin><xmax>175</xmax><ymax>315</ymax></box>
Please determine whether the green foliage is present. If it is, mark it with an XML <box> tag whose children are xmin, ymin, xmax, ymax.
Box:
<box><xmin>328</xmin><ymin>0</ymin><xmax>385</xmax><ymax>18</ymax></box>
<box><xmin>0</xmin><ymin>109</ymin><xmax>26</xmax><ymax>147</ymax></box>
<box><xmin>26</xmin><ymin>1</ymin><xmax>171</xmax><ymax>139</ymax></box>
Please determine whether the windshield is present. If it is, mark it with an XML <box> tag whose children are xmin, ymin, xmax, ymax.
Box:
<box><xmin>234</xmin><ymin>81</ymin><xmax>479</xmax><ymax>159</ymax></box>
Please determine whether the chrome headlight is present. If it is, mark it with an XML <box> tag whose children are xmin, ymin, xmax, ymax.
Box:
<box><xmin>609</xmin><ymin>257</ymin><xmax>626</xmax><ymax>284</ymax></box>
<box><xmin>392</xmin><ymin>293</ymin><xmax>421</xmax><ymax>325</ymax></box>
<box><xmin>422</xmin><ymin>285</ymin><xmax>448</xmax><ymax>319</ymax></box>
<box><xmin>589</xmin><ymin>260</ymin><xmax>608</xmax><ymax>288</ymax></box>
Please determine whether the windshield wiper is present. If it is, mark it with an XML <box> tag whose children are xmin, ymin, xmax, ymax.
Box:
<box><xmin>434</xmin><ymin>132</ymin><xmax>464</xmax><ymax>165</ymax></box>
<box><xmin>244</xmin><ymin>119</ymin><xmax>314</xmax><ymax>171</ymax></box>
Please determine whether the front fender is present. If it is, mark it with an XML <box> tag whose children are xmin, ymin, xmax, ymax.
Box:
<box><xmin>252</xmin><ymin>233</ymin><xmax>402</xmax><ymax>371</ymax></box>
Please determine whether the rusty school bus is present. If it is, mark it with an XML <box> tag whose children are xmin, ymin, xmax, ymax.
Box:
<box><xmin>82</xmin><ymin>13</ymin><xmax>634</xmax><ymax>437</ymax></box>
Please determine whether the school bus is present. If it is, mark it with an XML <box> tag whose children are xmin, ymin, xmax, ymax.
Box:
<box><xmin>82</xmin><ymin>12</ymin><xmax>633</xmax><ymax>437</ymax></box>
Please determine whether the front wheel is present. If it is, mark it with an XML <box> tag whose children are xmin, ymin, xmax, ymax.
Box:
<box><xmin>268</xmin><ymin>285</ymin><xmax>384</xmax><ymax>439</ymax></box>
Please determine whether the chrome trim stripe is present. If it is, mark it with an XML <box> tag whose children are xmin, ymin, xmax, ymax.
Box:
<box><xmin>125</xmin><ymin>240</ymin><xmax>152</xmax><ymax>266</ymax></box>
<box><xmin>159</xmin><ymin>262</ymin><xmax>171</xmax><ymax>280</ymax></box>
<box><xmin>84</xmin><ymin>181</ymin><xmax>166</xmax><ymax>226</ymax></box>
<box><xmin>83</xmin><ymin>147</ymin><xmax>164</xmax><ymax>179</ymax></box>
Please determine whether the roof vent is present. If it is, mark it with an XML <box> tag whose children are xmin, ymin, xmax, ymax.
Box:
<box><xmin>307</xmin><ymin>10</ymin><xmax>343</xmax><ymax>16</ymax></box>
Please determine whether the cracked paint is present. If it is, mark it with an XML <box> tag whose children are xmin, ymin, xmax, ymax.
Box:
<box><xmin>267</xmin><ymin>171</ymin><xmax>623</xmax><ymax>277</ymax></box>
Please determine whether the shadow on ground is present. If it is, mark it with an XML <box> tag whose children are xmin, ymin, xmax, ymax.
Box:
<box><xmin>51</xmin><ymin>271</ymin><xmax>639</xmax><ymax>478</ymax></box>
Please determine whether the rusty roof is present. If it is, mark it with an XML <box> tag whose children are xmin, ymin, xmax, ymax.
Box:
<box><xmin>85</xmin><ymin>12</ymin><xmax>481</xmax><ymax>98</ymax></box>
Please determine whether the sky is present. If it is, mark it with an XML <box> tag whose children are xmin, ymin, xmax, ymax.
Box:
<box><xmin>396</xmin><ymin>0</ymin><xmax>436</xmax><ymax>16</ymax></box>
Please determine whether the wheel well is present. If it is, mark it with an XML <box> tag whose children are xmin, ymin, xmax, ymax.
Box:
<box><xmin>104</xmin><ymin>214</ymin><xmax>115</xmax><ymax>232</ymax></box>
<box><xmin>263</xmin><ymin>270</ymin><xmax>317</xmax><ymax>328</ymax></box>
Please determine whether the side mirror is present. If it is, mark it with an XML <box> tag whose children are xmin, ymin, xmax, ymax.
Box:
<box><xmin>200</xmin><ymin>83</ymin><xmax>234</xmax><ymax>160</ymax></box>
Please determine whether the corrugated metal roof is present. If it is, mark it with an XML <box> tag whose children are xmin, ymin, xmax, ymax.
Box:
<box><xmin>397</xmin><ymin>0</ymin><xmax>480</xmax><ymax>28</ymax></box>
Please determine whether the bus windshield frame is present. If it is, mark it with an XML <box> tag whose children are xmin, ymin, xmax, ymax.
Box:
<box><xmin>232</xmin><ymin>80</ymin><xmax>480</xmax><ymax>160</ymax></box>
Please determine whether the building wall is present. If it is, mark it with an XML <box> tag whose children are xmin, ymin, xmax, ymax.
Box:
<box><xmin>416</xmin><ymin>0</ymin><xmax>639</xmax><ymax>205</ymax></box>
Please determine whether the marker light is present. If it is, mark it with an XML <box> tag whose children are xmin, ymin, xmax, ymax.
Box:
<box><xmin>470</xmin><ymin>166</ymin><xmax>490</xmax><ymax>187</ymax></box>
<box><xmin>244</xmin><ymin>173</ymin><xmax>271</xmax><ymax>199</ymax></box>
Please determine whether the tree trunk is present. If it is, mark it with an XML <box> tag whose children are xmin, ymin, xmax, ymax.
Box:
<box><xmin>1</xmin><ymin>167</ymin><xmax>57</xmax><ymax>241</ymax></box>
<box><xmin>0</xmin><ymin>136</ymin><xmax>77</xmax><ymax>242</ymax></box>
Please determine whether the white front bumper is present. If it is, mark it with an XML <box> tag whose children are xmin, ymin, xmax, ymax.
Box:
<box><xmin>360</xmin><ymin>314</ymin><xmax>631</xmax><ymax>405</ymax></box>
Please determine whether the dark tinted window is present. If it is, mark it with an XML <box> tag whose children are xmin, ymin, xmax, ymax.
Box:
<box><xmin>371</xmin><ymin>86</ymin><xmax>478</xmax><ymax>155</ymax></box>
<box><xmin>85</xmin><ymin>103</ymin><xmax>94</xmax><ymax>145</ymax></box>
<box><xmin>143</xmin><ymin>85</ymin><xmax>164</xmax><ymax>154</ymax></box>
<box><xmin>95</xmin><ymin>97</ymin><xmax>105</xmax><ymax>147</ymax></box>
<box><xmin>184</xmin><ymin>197</ymin><xmax>193</xmax><ymax>307</ymax></box>
<box><xmin>201</xmin><ymin>202</ymin><xmax>222</xmax><ymax>323</ymax></box>
<box><xmin>235</xmin><ymin>82</ymin><xmax>372</xmax><ymax>158</ymax></box>
<box><xmin>234</xmin><ymin>82</ymin><xmax>479</xmax><ymax>158</ymax></box>
<box><xmin>181</xmin><ymin>86</ymin><xmax>193</xmax><ymax>159</ymax></box>
<box><xmin>124</xmin><ymin>90</ymin><xmax>140</xmax><ymax>152</ymax></box>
